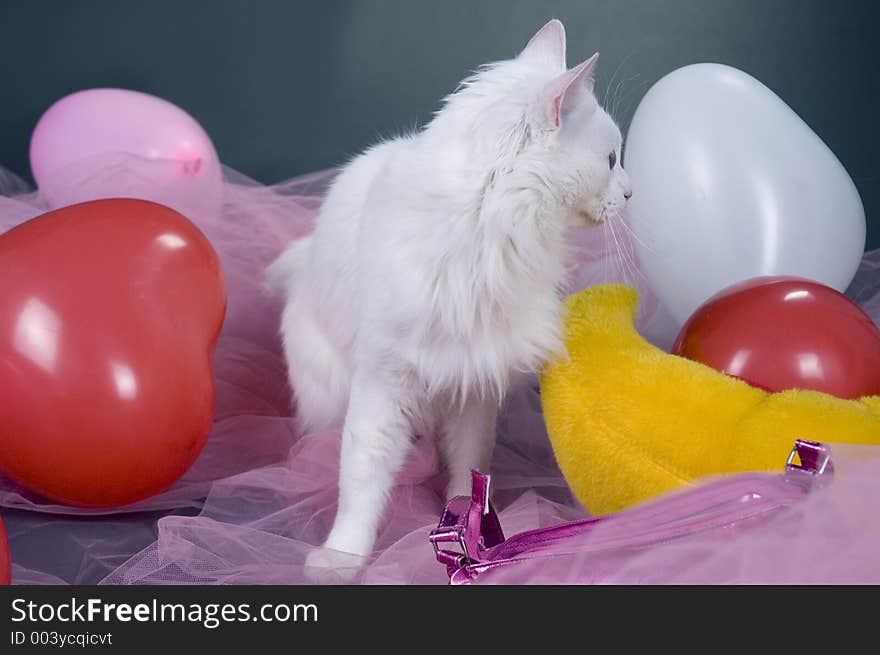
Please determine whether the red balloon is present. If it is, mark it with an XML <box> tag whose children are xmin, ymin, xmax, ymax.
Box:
<box><xmin>673</xmin><ymin>276</ymin><xmax>880</xmax><ymax>399</ymax></box>
<box><xmin>0</xmin><ymin>199</ymin><xmax>226</xmax><ymax>507</ymax></box>
<box><xmin>0</xmin><ymin>514</ymin><xmax>9</xmax><ymax>585</ymax></box>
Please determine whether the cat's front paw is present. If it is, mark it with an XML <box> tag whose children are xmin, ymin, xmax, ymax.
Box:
<box><xmin>304</xmin><ymin>546</ymin><xmax>366</xmax><ymax>584</ymax></box>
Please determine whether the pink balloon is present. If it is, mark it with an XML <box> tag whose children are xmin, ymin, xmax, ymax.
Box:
<box><xmin>29</xmin><ymin>88</ymin><xmax>223</xmax><ymax>217</ymax></box>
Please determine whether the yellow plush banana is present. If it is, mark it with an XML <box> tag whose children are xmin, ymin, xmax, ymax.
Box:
<box><xmin>539</xmin><ymin>284</ymin><xmax>880</xmax><ymax>516</ymax></box>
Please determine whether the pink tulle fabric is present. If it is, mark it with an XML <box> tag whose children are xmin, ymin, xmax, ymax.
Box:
<box><xmin>0</xmin><ymin>155</ymin><xmax>878</xmax><ymax>585</ymax></box>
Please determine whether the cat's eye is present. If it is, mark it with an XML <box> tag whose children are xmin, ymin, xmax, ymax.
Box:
<box><xmin>608</xmin><ymin>151</ymin><xmax>617</xmax><ymax>170</ymax></box>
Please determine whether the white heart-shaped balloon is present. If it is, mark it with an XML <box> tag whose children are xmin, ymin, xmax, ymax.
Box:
<box><xmin>624</xmin><ymin>63</ymin><xmax>865</xmax><ymax>325</ymax></box>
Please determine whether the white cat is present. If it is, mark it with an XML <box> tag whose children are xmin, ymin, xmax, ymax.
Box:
<box><xmin>267</xmin><ymin>19</ymin><xmax>631</xmax><ymax>576</ymax></box>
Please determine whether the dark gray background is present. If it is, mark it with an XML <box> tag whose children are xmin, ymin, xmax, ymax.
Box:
<box><xmin>2</xmin><ymin>0</ymin><xmax>878</xmax><ymax>245</ymax></box>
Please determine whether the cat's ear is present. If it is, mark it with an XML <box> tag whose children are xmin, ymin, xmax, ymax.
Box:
<box><xmin>536</xmin><ymin>53</ymin><xmax>599</xmax><ymax>129</ymax></box>
<box><xmin>518</xmin><ymin>19</ymin><xmax>566</xmax><ymax>70</ymax></box>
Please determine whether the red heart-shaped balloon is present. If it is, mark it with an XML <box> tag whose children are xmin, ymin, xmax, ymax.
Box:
<box><xmin>673</xmin><ymin>276</ymin><xmax>880</xmax><ymax>399</ymax></box>
<box><xmin>0</xmin><ymin>199</ymin><xmax>226</xmax><ymax>507</ymax></box>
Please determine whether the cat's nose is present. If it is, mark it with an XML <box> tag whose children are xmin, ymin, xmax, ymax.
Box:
<box><xmin>624</xmin><ymin>190</ymin><xmax>632</xmax><ymax>200</ymax></box>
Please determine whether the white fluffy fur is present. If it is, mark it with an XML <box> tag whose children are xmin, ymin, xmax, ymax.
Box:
<box><xmin>267</xmin><ymin>19</ymin><xmax>631</xmax><ymax>576</ymax></box>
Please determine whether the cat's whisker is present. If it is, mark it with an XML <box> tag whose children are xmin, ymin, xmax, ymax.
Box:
<box><xmin>605</xmin><ymin>212</ymin><xmax>628</xmax><ymax>283</ymax></box>
<box><xmin>610</xmin><ymin>213</ymin><xmax>648</xmax><ymax>284</ymax></box>
<box><xmin>614</xmin><ymin>222</ymin><xmax>637</xmax><ymax>285</ymax></box>
<box><xmin>615</xmin><ymin>212</ymin><xmax>655</xmax><ymax>253</ymax></box>
<box><xmin>603</xmin><ymin>50</ymin><xmax>640</xmax><ymax>116</ymax></box>
<box><xmin>603</xmin><ymin>58</ymin><xmax>625</xmax><ymax>109</ymax></box>
<box><xmin>610</xmin><ymin>78</ymin><xmax>626</xmax><ymax>122</ymax></box>
<box><xmin>610</xmin><ymin>73</ymin><xmax>641</xmax><ymax>124</ymax></box>
<box><xmin>605</xmin><ymin>214</ymin><xmax>627</xmax><ymax>283</ymax></box>
<box><xmin>608</xmin><ymin>70</ymin><xmax>632</xmax><ymax>121</ymax></box>
<box><xmin>610</xmin><ymin>217</ymin><xmax>638</xmax><ymax>284</ymax></box>
<box><xmin>601</xmin><ymin>219</ymin><xmax>612</xmax><ymax>284</ymax></box>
